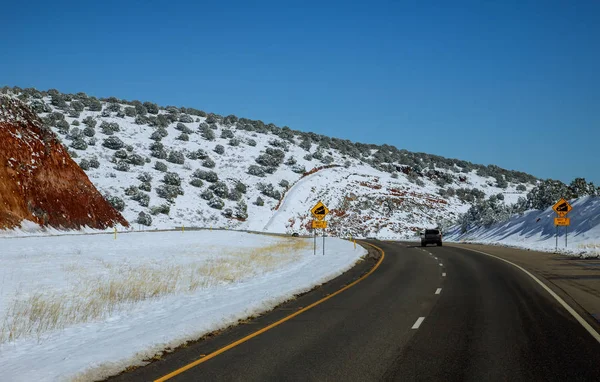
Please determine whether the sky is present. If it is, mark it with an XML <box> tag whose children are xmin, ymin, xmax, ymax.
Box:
<box><xmin>1</xmin><ymin>0</ymin><xmax>598</xmax><ymax>184</ymax></box>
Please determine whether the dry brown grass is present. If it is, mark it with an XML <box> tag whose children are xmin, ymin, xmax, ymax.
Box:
<box><xmin>0</xmin><ymin>238</ymin><xmax>311</xmax><ymax>344</ymax></box>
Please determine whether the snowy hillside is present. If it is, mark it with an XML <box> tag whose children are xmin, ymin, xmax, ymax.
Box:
<box><xmin>2</xmin><ymin>87</ymin><xmax>538</xmax><ymax>238</ymax></box>
<box><xmin>446</xmin><ymin>196</ymin><xmax>600</xmax><ymax>257</ymax></box>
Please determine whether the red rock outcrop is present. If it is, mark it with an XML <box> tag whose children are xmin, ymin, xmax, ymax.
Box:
<box><xmin>0</xmin><ymin>96</ymin><xmax>128</xmax><ymax>230</ymax></box>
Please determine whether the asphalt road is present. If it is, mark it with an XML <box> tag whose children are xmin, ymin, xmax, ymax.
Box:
<box><xmin>111</xmin><ymin>241</ymin><xmax>600</xmax><ymax>382</ymax></box>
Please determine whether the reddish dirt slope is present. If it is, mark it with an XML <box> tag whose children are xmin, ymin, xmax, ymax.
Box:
<box><xmin>0</xmin><ymin>96</ymin><xmax>128</xmax><ymax>230</ymax></box>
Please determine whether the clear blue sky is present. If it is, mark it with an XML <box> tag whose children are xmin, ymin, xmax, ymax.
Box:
<box><xmin>1</xmin><ymin>0</ymin><xmax>598</xmax><ymax>184</ymax></box>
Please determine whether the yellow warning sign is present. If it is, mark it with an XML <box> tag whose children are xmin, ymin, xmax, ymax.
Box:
<box><xmin>312</xmin><ymin>220</ymin><xmax>328</xmax><ymax>229</ymax></box>
<box><xmin>554</xmin><ymin>217</ymin><xmax>570</xmax><ymax>226</ymax></box>
<box><xmin>311</xmin><ymin>201</ymin><xmax>330</xmax><ymax>221</ymax></box>
<box><xmin>552</xmin><ymin>198</ymin><xmax>572</xmax><ymax>217</ymax></box>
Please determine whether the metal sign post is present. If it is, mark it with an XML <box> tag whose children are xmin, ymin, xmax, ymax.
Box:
<box><xmin>314</xmin><ymin>229</ymin><xmax>316</xmax><ymax>255</ymax></box>
<box><xmin>323</xmin><ymin>229</ymin><xmax>325</xmax><ymax>256</ymax></box>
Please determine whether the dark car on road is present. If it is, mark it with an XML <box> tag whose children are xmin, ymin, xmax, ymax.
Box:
<box><xmin>421</xmin><ymin>229</ymin><xmax>442</xmax><ymax>247</ymax></box>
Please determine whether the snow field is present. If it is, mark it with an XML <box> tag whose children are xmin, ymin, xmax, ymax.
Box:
<box><xmin>446</xmin><ymin>196</ymin><xmax>600</xmax><ymax>257</ymax></box>
<box><xmin>0</xmin><ymin>230</ymin><xmax>367</xmax><ymax>381</ymax></box>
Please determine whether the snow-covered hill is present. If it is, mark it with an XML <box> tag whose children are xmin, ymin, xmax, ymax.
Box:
<box><xmin>446</xmin><ymin>196</ymin><xmax>600</xmax><ymax>257</ymax></box>
<box><xmin>2</xmin><ymin>87</ymin><xmax>538</xmax><ymax>238</ymax></box>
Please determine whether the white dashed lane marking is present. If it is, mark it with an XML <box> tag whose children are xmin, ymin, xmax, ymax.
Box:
<box><xmin>435</xmin><ymin>288</ymin><xmax>442</xmax><ymax>295</ymax></box>
<box><xmin>412</xmin><ymin>317</ymin><xmax>425</xmax><ymax>329</ymax></box>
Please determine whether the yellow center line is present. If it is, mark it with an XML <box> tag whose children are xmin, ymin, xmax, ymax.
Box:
<box><xmin>154</xmin><ymin>241</ymin><xmax>385</xmax><ymax>382</ymax></box>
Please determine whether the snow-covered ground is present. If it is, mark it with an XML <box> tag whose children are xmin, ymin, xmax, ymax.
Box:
<box><xmin>446</xmin><ymin>196</ymin><xmax>600</xmax><ymax>258</ymax></box>
<box><xmin>0</xmin><ymin>230</ymin><xmax>366</xmax><ymax>381</ymax></box>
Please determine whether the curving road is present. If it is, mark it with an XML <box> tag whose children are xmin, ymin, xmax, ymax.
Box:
<box><xmin>110</xmin><ymin>241</ymin><xmax>600</xmax><ymax>382</ymax></box>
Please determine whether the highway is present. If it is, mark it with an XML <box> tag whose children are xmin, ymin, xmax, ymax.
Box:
<box><xmin>110</xmin><ymin>241</ymin><xmax>600</xmax><ymax>381</ymax></box>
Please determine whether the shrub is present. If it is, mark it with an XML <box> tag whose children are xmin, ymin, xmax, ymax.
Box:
<box><xmin>516</xmin><ymin>184</ymin><xmax>527</xmax><ymax>192</ymax></box>
<box><xmin>264</xmin><ymin>166</ymin><xmax>277</xmax><ymax>174</ymax></box>
<box><xmin>257</xmin><ymin>183</ymin><xmax>281</xmax><ymax>200</ymax></box>
<box><xmin>193</xmin><ymin>169</ymin><xmax>219</xmax><ymax>183</ymax></box>
<box><xmin>221</xmin><ymin>129</ymin><xmax>234</xmax><ymax>139</ymax></box>
<box><xmin>82</xmin><ymin>116</ymin><xmax>97</xmax><ymax>128</ymax></box>
<box><xmin>209</xmin><ymin>181</ymin><xmax>229</xmax><ymax>198</ymax></box>
<box><xmin>150</xmin><ymin>142</ymin><xmax>167</xmax><ymax>159</ymax></box>
<box><xmin>143</xmin><ymin>102</ymin><xmax>159</xmax><ymax>115</ymax></box>
<box><xmin>291</xmin><ymin>164</ymin><xmax>306</xmax><ymax>174</ymax></box>
<box><xmin>79</xmin><ymin>159</ymin><xmax>90</xmax><ymax>170</ymax></box>
<box><xmin>179</xmin><ymin>114</ymin><xmax>193</xmax><ymax>123</ymax></box>
<box><xmin>208</xmin><ymin>197</ymin><xmax>225</xmax><ymax>210</ymax></box>
<box><xmin>150</xmin><ymin>204</ymin><xmax>171</xmax><ymax>215</ymax></box>
<box><xmin>163</xmin><ymin>172</ymin><xmax>181</xmax><ymax>186</ymax></box>
<box><xmin>136</xmin><ymin>212</ymin><xmax>152</xmax><ymax>226</ymax></box>
<box><xmin>247</xmin><ymin>164</ymin><xmax>266</xmax><ymax>177</ymax></box>
<box><xmin>234</xmin><ymin>200</ymin><xmax>248</xmax><ymax>219</ymax></box>
<box><xmin>83</xmin><ymin>126</ymin><xmax>95</xmax><ymax>137</ymax></box>
<box><xmin>114</xmin><ymin>149</ymin><xmax>128</xmax><ymax>160</ymax></box>
<box><xmin>285</xmin><ymin>156</ymin><xmax>297</xmax><ymax>165</ymax></box>
<box><xmin>56</xmin><ymin>119</ymin><xmax>70</xmax><ymax>131</ymax></box>
<box><xmin>71</xmin><ymin>120</ymin><xmax>81</xmax><ymax>126</ymax></box>
<box><xmin>106</xmin><ymin>196</ymin><xmax>125</xmax><ymax>212</ymax></box>
<box><xmin>139</xmin><ymin>182</ymin><xmax>152</xmax><ymax>192</ymax></box>
<box><xmin>102</xmin><ymin>136</ymin><xmax>125</xmax><ymax>150</ymax></box>
<box><xmin>177</xmin><ymin>133</ymin><xmax>189</xmax><ymax>141</ymax></box>
<box><xmin>190</xmin><ymin>178</ymin><xmax>203</xmax><ymax>187</ymax></box>
<box><xmin>279</xmin><ymin>179</ymin><xmax>290</xmax><ymax>188</ymax></box>
<box><xmin>222</xmin><ymin>208</ymin><xmax>233</xmax><ymax>218</ymax></box>
<box><xmin>201</xmin><ymin>189</ymin><xmax>214</xmax><ymax>200</ymax></box>
<box><xmin>135</xmin><ymin>115</ymin><xmax>149</xmax><ymax>125</ymax></box>
<box><xmin>106</xmin><ymin>103</ymin><xmax>121</xmax><ymax>113</ymax></box>
<box><xmin>127</xmin><ymin>153</ymin><xmax>146</xmax><ymax>166</ymax></box>
<box><xmin>138</xmin><ymin>172</ymin><xmax>153</xmax><ymax>183</ymax></box>
<box><xmin>89</xmin><ymin>158</ymin><xmax>100</xmax><ymax>168</ymax></box>
<box><xmin>124</xmin><ymin>107</ymin><xmax>136</xmax><ymax>117</ymax></box>
<box><xmin>175</xmin><ymin>123</ymin><xmax>193</xmax><ymax>134</ymax></box>
<box><xmin>71</xmin><ymin>138</ymin><xmax>88</xmax><ymax>150</ymax></box>
<box><xmin>303</xmin><ymin>154</ymin><xmax>313</xmax><ymax>161</ymax></box>
<box><xmin>202</xmin><ymin>157</ymin><xmax>216</xmax><ymax>168</ymax></box>
<box><xmin>66</xmin><ymin>127</ymin><xmax>81</xmax><ymax>139</ymax></box>
<box><xmin>156</xmin><ymin>184</ymin><xmax>184</xmax><ymax>201</ymax></box>
<box><xmin>229</xmin><ymin>138</ymin><xmax>241</xmax><ymax>146</ymax></box>
<box><xmin>115</xmin><ymin>161</ymin><xmax>131</xmax><ymax>172</ymax></box>
<box><xmin>255</xmin><ymin>196</ymin><xmax>264</xmax><ymax>206</ymax></box>
<box><xmin>322</xmin><ymin>156</ymin><xmax>334</xmax><ymax>165</ymax></box>
<box><xmin>228</xmin><ymin>189</ymin><xmax>242</xmax><ymax>201</ymax></box>
<box><xmin>88</xmin><ymin>98</ymin><xmax>103</xmax><ymax>111</ymax></box>
<box><xmin>100</xmin><ymin>121</ymin><xmax>120</xmax><ymax>135</ymax></box>
<box><xmin>235</xmin><ymin>182</ymin><xmax>247</xmax><ymax>194</ymax></box>
<box><xmin>167</xmin><ymin>150</ymin><xmax>185</xmax><ymax>165</ymax></box>
<box><xmin>88</xmin><ymin>137</ymin><xmax>97</xmax><ymax>146</ymax></box>
<box><xmin>154</xmin><ymin>161</ymin><xmax>168</xmax><ymax>172</ymax></box>
<box><xmin>150</xmin><ymin>128</ymin><xmax>168</xmax><ymax>141</ymax></box>
<box><xmin>201</xmin><ymin>125</ymin><xmax>215</xmax><ymax>140</ymax></box>
<box><xmin>71</xmin><ymin>100</ymin><xmax>84</xmax><ymax>112</ymax></box>
<box><xmin>247</xmin><ymin>139</ymin><xmax>257</xmax><ymax>147</ymax></box>
<box><xmin>132</xmin><ymin>191</ymin><xmax>150</xmax><ymax>207</ymax></box>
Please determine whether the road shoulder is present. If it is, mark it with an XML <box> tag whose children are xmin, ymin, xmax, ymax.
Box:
<box><xmin>448</xmin><ymin>243</ymin><xmax>600</xmax><ymax>335</ymax></box>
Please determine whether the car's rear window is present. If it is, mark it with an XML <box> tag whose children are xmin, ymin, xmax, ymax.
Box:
<box><xmin>425</xmin><ymin>229</ymin><xmax>440</xmax><ymax>234</ymax></box>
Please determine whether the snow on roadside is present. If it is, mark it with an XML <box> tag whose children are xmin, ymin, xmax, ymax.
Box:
<box><xmin>0</xmin><ymin>230</ymin><xmax>367</xmax><ymax>381</ymax></box>
<box><xmin>445</xmin><ymin>196</ymin><xmax>600</xmax><ymax>258</ymax></box>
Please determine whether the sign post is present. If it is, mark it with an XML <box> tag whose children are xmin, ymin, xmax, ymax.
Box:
<box><xmin>553</xmin><ymin>198</ymin><xmax>573</xmax><ymax>249</ymax></box>
<box><xmin>310</xmin><ymin>201</ymin><xmax>330</xmax><ymax>256</ymax></box>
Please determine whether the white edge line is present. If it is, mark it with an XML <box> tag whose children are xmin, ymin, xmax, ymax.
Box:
<box><xmin>439</xmin><ymin>263</ymin><xmax>443</xmax><ymax>266</ymax></box>
<box><xmin>435</xmin><ymin>288</ymin><xmax>442</xmax><ymax>295</ymax></box>
<box><xmin>412</xmin><ymin>317</ymin><xmax>425</xmax><ymax>329</ymax></box>
<box><xmin>442</xmin><ymin>272</ymin><xmax>446</xmax><ymax>277</ymax></box>
<box><xmin>464</xmin><ymin>248</ymin><xmax>600</xmax><ymax>344</ymax></box>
